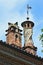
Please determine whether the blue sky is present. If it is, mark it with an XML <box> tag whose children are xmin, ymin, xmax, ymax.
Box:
<box><xmin>0</xmin><ymin>0</ymin><xmax>43</xmax><ymax>57</ymax></box>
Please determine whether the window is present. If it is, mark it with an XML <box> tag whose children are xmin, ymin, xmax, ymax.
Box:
<box><xmin>15</xmin><ymin>34</ymin><xmax>18</xmax><ymax>38</ymax></box>
<box><xmin>28</xmin><ymin>24</ymin><xmax>29</xmax><ymax>27</ymax></box>
<box><xmin>11</xmin><ymin>28</ymin><xmax>13</xmax><ymax>30</ymax></box>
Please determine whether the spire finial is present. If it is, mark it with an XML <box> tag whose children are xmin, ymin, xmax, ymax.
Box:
<box><xmin>27</xmin><ymin>4</ymin><xmax>32</xmax><ymax>20</ymax></box>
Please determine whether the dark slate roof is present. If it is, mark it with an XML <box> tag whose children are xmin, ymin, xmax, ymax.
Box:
<box><xmin>21</xmin><ymin>20</ymin><xmax>34</xmax><ymax>27</ymax></box>
<box><xmin>0</xmin><ymin>40</ymin><xmax>43</xmax><ymax>61</ymax></box>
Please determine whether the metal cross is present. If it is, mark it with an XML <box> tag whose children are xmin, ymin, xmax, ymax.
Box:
<box><xmin>27</xmin><ymin>4</ymin><xmax>32</xmax><ymax>20</ymax></box>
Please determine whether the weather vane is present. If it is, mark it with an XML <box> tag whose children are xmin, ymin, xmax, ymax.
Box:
<box><xmin>27</xmin><ymin>4</ymin><xmax>32</xmax><ymax>20</ymax></box>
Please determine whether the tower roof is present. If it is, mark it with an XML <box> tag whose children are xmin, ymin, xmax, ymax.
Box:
<box><xmin>21</xmin><ymin>20</ymin><xmax>34</xmax><ymax>27</ymax></box>
<box><xmin>5</xmin><ymin>22</ymin><xmax>22</xmax><ymax>32</ymax></box>
<box><xmin>21</xmin><ymin>5</ymin><xmax>34</xmax><ymax>27</ymax></box>
<box><xmin>5</xmin><ymin>26</ymin><xmax>22</xmax><ymax>32</ymax></box>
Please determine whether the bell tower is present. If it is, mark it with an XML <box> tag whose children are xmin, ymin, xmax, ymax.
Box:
<box><xmin>5</xmin><ymin>22</ymin><xmax>22</xmax><ymax>47</ymax></box>
<box><xmin>21</xmin><ymin>5</ymin><xmax>37</xmax><ymax>55</ymax></box>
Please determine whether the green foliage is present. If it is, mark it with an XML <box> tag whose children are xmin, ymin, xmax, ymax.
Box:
<box><xmin>39</xmin><ymin>29</ymin><xmax>43</xmax><ymax>41</ymax></box>
<box><xmin>41</xmin><ymin>29</ymin><xmax>43</xmax><ymax>32</ymax></box>
<box><xmin>39</xmin><ymin>28</ymin><xmax>43</xmax><ymax>52</ymax></box>
<box><xmin>41</xmin><ymin>50</ymin><xmax>43</xmax><ymax>52</ymax></box>
<box><xmin>39</xmin><ymin>34</ymin><xmax>43</xmax><ymax>41</ymax></box>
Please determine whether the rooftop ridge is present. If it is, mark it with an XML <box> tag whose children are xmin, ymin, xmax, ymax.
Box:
<box><xmin>0</xmin><ymin>40</ymin><xmax>43</xmax><ymax>61</ymax></box>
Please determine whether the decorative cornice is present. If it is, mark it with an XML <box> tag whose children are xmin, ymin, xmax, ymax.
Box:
<box><xmin>22</xmin><ymin>46</ymin><xmax>37</xmax><ymax>51</ymax></box>
<box><xmin>5</xmin><ymin>26</ymin><xmax>22</xmax><ymax>32</ymax></box>
<box><xmin>21</xmin><ymin>20</ymin><xmax>34</xmax><ymax>27</ymax></box>
<box><xmin>5</xmin><ymin>30</ymin><xmax>22</xmax><ymax>36</ymax></box>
